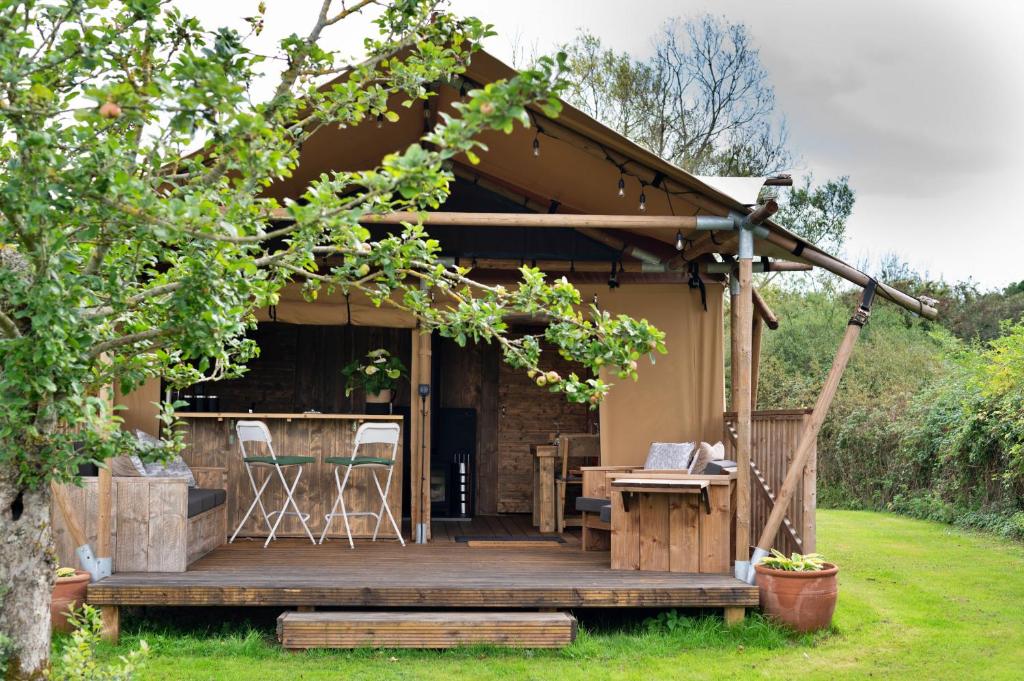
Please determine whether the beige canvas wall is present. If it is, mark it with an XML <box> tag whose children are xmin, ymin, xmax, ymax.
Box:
<box><xmin>575</xmin><ymin>282</ymin><xmax>725</xmax><ymax>467</ymax></box>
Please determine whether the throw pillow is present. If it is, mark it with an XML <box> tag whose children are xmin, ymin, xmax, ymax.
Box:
<box><xmin>133</xmin><ymin>430</ymin><xmax>196</xmax><ymax>487</ymax></box>
<box><xmin>643</xmin><ymin>442</ymin><xmax>695</xmax><ymax>470</ymax></box>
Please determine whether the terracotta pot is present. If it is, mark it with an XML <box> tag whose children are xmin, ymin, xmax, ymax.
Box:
<box><xmin>754</xmin><ymin>562</ymin><xmax>838</xmax><ymax>633</ymax></box>
<box><xmin>51</xmin><ymin>569</ymin><xmax>90</xmax><ymax>633</ymax></box>
<box><xmin>365</xmin><ymin>389</ymin><xmax>392</xmax><ymax>404</ymax></box>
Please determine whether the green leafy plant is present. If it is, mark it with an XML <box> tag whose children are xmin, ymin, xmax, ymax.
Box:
<box><xmin>55</xmin><ymin>566</ymin><xmax>77</xmax><ymax>579</ymax></box>
<box><xmin>48</xmin><ymin>604</ymin><xmax>148</xmax><ymax>681</ymax></box>
<box><xmin>759</xmin><ymin>549</ymin><xmax>827</xmax><ymax>572</ymax></box>
<box><xmin>342</xmin><ymin>349</ymin><xmax>407</xmax><ymax>397</ymax></box>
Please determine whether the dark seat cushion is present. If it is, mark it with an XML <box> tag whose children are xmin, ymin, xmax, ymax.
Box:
<box><xmin>703</xmin><ymin>460</ymin><xmax>737</xmax><ymax>475</ymax></box>
<box><xmin>575</xmin><ymin>496</ymin><xmax>610</xmax><ymax>514</ymax></box>
<box><xmin>244</xmin><ymin>455</ymin><xmax>315</xmax><ymax>466</ymax></box>
<box><xmin>324</xmin><ymin>456</ymin><xmax>393</xmax><ymax>466</ymax></box>
<box><xmin>187</xmin><ymin>488</ymin><xmax>227</xmax><ymax>518</ymax></box>
<box><xmin>600</xmin><ymin>504</ymin><xmax>611</xmax><ymax>523</ymax></box>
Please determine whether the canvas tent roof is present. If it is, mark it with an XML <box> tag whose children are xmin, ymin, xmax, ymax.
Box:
<box><xmin>266</xmin><ymin>49</ymin><xmax>935</xmax><ymax>319</ymax></box>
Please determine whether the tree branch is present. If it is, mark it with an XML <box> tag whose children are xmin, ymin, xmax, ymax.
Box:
<box><xmin>88</xmin><ymin>327</ymin><xmax>177</xmax><ymax>359</ymax></box>
<box><xmin>0</xmin><ymin>309</ymin><xmax>21</xmax><ymax>338</ymax></box>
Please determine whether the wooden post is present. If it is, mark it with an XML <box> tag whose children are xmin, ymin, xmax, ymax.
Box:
<box><xmin>100</xmin><ymin>606</ymin><xmax>119</xmax><ymax>643</ymax></box>
<box><xmin>418</xmin><ymin>330</ymin><xmax>432</xmax><ymax>541</ymax></box>
<box><xmin>409</xmin><ymin>329</ymin><xmax>421</xmax><ymax>538</ymax></box>
<box><xmin>96</xmin><ymin>465</ymin><xmax>112</xmax><ymax>563</ymax></box>
<box><xmin>754</xmin><ymin>285</ymin><xmax>875</xmax><ymax>554</ymax></box>
<box><xmin>751</xmin><ymin>315</ymin><xmax>764</xmax><ymax>408</ymax></box>
<box><xmin>734</xmin><ymin>259</ymin><xmax>754</xmax><ymax>574</ymax></box>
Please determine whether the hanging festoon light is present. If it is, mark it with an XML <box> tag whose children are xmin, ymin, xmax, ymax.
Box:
<box><xmin>376</xmin><ymin>112</ymin><xmax>384</xmax><ymax>128</ymax></box>
<box><xmin>638</xmin><ymin>184</ymin><xmax>647</xmax><ymax>212</ymax></box>
<box><xmin>532</xmin><ymin>132</ymin><xmax>540</xmax><ymax>157</ymax></box>
<box><xmin>617</xmin><ymin>173</ymin><xmax>625</xmax><ymax>197</ymax></box>
<box><xmin>675</xmin><ymin>230</ymin><xmax>685</xmax><ymax>251</ymax></box>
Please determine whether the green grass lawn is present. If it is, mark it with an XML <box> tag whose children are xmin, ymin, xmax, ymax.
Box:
<box><xmin>85</xmin><ymin>510</ymin><xmax>1024</xmax><ymax>680</ymax></box>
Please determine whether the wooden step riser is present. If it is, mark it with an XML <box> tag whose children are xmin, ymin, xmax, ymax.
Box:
<box><xmin>277</xmin><ymin>611</ymin><xmax>577</xmax><ymax>649</ymax></box>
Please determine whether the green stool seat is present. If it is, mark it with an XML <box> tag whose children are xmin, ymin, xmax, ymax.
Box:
<box><xmin>324</xmin><ymin>456</ymin><xmax>393</xmax><ymax>466</ymax></box>
<box><xmin>243</xmin><ymin>455</ymin><xmax>316</xmax><ymax>466</ymax></box>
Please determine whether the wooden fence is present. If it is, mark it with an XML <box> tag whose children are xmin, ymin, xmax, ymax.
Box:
<box><xmin>724</xmin><ymin>409</ymin><xmax>816</xmax><ymax>555</ymax></box>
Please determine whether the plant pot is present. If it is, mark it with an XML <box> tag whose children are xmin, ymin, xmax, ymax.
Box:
<box><xmin>365</xmin><ymin>389</ymin><xmax>392</xmax><ymax>404</ymax></box>
<box><xmin>51</xmin><ymin>569</ymin><xmax>90</xmax><ymax>633</ymax></box>
<box><xmin>754</xmin><ymin>562</ymin><xmax>838</xmax><ymax>633</ymax></box>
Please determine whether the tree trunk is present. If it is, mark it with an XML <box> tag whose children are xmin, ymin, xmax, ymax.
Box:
<box><xmin>0</xmin><ymin>467</ymin><xmax>55</xmax><ymax>680</ymax></box>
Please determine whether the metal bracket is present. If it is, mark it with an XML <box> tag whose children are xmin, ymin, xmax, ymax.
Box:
<box><xmin>76</xmin><ymin>544</ymin><xmax>110</xmax><ymax>582</ymax></box>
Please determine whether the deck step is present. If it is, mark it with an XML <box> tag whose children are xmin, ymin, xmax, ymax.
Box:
<box><xmin>276</xmin><ymin>610</ymin><xmax>577</xmax><ymax>649</ymax></box>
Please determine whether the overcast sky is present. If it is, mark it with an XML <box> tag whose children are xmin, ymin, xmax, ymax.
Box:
<box><xmin>179</xmin><ymin>0</ymin><xmax>1023</xmax><ymax>289</ymax></box>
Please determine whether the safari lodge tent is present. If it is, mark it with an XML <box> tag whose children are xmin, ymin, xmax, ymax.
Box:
<box><xmin>52</xmin><ymin>51</ymin><xmax>938</xmax><ymax>648</ymax></box>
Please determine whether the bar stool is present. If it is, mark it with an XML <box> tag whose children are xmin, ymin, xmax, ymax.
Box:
<box><xmin>230</xmin><ymin>420</ymin><xmax>317</xmax><ymax>548</ymax></box>
<box><xmin>319</xmin><ymin>422</ymin><xmax>405</xmax><ymax>548</ymax></box>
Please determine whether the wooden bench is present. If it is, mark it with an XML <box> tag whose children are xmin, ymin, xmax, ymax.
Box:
<box><xmin>52</xmin><ymin>467</ymin><xmax>227</xmax><ymax>573</ymax></box>
<box><xmin>277</xmin><ymin>611</ymin><xmax>578</xmax><ymax>649</ymax></box>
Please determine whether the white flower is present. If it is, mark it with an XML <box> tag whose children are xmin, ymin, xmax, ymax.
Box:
<box><xmin>367</xmin><ymin>349</ymin><xmax>388</xmax><ymax>358</ymax></box>
<box><xmin>364</xmin><ymin>365</ymin><xmax>379</xmax><ymax>375</ymax></box>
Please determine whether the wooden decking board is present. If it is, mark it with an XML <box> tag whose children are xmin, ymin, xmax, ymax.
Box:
<box><xmin>277</xmin><ymin>611</ymin><xmax>577</xmax><ymax>649</ymax></box>
<box><xmin>87</xmin><ymin>538</ymin><xmax>758</xmax><ymax>609</ymax></box>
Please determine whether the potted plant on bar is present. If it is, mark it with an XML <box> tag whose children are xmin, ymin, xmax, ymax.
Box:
<box><xmin>754</xmin><ymin>550</ymin><xmax>839</xmax><ymax>633</ymax></box>
<box><xmin>51</xmin><ymin>566</ymin><xmax>90</xmax><ymax>633</ymax></box>
<box><xmin>342</xmin><ymin>349</ymin><xmax>407</xmax><ymax>404</ymax></box>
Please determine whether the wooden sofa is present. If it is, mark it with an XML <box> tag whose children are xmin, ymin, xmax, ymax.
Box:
<box><xmin>52</xmin><ymin>466</ymin><xmax>227</xmax><ymax>572</ymax></box>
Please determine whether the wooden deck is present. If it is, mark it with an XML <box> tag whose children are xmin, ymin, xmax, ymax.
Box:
<box><xmin>88</xmin><ymin>525</ymin><xmax>757</xmax><ymax>610</ymax></box>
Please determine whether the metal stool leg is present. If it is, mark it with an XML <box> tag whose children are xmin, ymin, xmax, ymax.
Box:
<box><xmin>264</xmin><ymin>465</ymin><xmax>314</xmax><ymax>548</ymax></box>
<box><xmin>230</xmin><ymin>464</ymin><xmax>271</xmax><ymax>543</ymax></box>
<box><xmin>327</xmin><ymin>464</ymin><xmax>355</xmax><ymax>549</ymax></box>
<box><xmin>371</xmin><ymin>466</ymin><xmax>404</xmax><ymax>546</ymax></box>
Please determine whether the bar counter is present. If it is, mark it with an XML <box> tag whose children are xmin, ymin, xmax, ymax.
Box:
<box><xmin>179</xmin><ymin>412</ymin><xmax>403</xmax><ymax>540</ymax></box>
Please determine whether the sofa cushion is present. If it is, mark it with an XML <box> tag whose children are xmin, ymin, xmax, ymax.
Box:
<box><xmin>643</xmin><ymin>442</ymin><xmax>695</xmax><ymax>470</ymax></box>
<box><xmin>575</xmin><ymin>496</ymin><xmax>610</xmax><ymax>513</ymax></box>
<box><xmin>187</xmin><ymin>488</ymin><xmax>227</xmax><ymax>518</ymax></box>
<box><xmin>133</xmin><ymin>430</ymin><xmax>196</xmax><ymax>487</ymax></box>
<box><xmin>599</xmin><ymin>504</ymin><xmax>611</xmax><ymax>523</ymax></box>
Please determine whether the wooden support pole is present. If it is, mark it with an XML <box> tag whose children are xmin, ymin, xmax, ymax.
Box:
<box><xmin>753</xmin><ymin>287</ymin><xmax>875</xmax><ymax>554</ymax></box>
<box><xmin>752</xmin><ymin>289</ymin><xmax>779</xmax><ymax>330</ymax></box>
<box><xmin>409</xmin><ymin>329</ymin><xmax>422</xmax><ymax>539</ymax></box>
<box><xmin>751</xmin><ymin>315</ymin><xmax>764</xmax><ymax>408</ymax></box>
<box><xmin>100</xmin><ymin>606</ymin><xmax>119</xmax><ymax>643</ymax></box>
<box><xmin>50</xmin><ymin>481</ymin><xmax>87</xmax><ymax>551</ymax></box>
<box><xmin>734</xmin><ymin>259</ymin><xmax>754</xmax><ymax>573</ymax></box>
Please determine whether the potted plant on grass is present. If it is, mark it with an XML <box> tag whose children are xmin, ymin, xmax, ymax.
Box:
<box><xmin>754</xmin><ymin>550</ymin><xmax>838</xmax><ymax>633</ymax></box>
<box><xmin>51</xmin><ymin>565</ymin><xmax>90</xmax><ymax>633</ymax></box>
<box><xmin>342</xmin><ymin>348</ymin><xmax>407</xmax><ymax>404</ymax></box>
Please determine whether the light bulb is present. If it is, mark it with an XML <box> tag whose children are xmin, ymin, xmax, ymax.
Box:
<box><xmin>617</xmin><ymin>177</ymin><xmax>625</xmax><ymax>197</ymax></box>
<box><xmin>639</xmin><ymin>190</ymin><xmax>647</xmax><ymax>212</ymax></box>
<box><xmin>532</xmin><ymin>137</ymin><xmax>540</xmax><ymax>157</ymax></box>
<box><xmin>376</xmin><ymin>113</ymin><xmax>383</xmax><ymax>128</ymax></box>
<box><xmin>675</xmin><ymin>230</ymin><xmax>684</xmax><ymax>251</ymax></box>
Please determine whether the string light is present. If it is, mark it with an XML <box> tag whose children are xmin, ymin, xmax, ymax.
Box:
<box><xmin>532</xmin><ymin>133</ymin><xmax>540</xmax><ymax>157</ymax></box>
<box><xmin>376</xmin><ymin>112</ymin><xmax>384</xmax><ymax>128</ymax></box>
<box><xmin>638</xmin><ymin>186</ymin><xmax>647</xmax><ymax>212</ymax></box>
<box><xmin>675</xmin><ymin>230</ymin><xmax>685</xmax><ymax>251</ymax></box>
<box><xmin>617</xmin><ymin>174</ymin><xmax>625</xmax><ymax>197</ymax></box>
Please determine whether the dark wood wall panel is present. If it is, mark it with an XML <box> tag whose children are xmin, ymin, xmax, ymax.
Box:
<box><xmin>496</xmin><ymin>337</ymin><xmax>593</xmax><ymax>513</ymax></box>
<box><xmin>213</xmin><ymin>323</ymin><xmax>412</xmax><ymax>414</ymax></box>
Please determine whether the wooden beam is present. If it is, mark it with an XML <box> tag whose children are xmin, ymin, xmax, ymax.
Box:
<box><xmin>752</xmin><ymin>289</ymin><xmax>779</xmax><ymax>330</ymax></box>
<box><xmin>754</xmin><ymin>291</ymin><xmax>872</xmax><ymax>551</ymax></box>
<box><xmin>733</xmin><ymin>259</ymin><xmax>754</xmax><ymax>572</ymax></box>
<box><xmin>762</xmin><ymin>231</ymin><xmax>938</xmax><ymax>319</ymax></box>
<box><xmin>356</xmin><ymin>211</ymin><xmax>709</xmax><ymax>230</ymax></box>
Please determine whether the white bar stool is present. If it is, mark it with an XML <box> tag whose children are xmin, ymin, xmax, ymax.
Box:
<box><xmin>319</xmin><ymin>422</ymin><xmax>405</xmax><ymax>548</ymax></box>
<box><xmin>230</xmin><ymin>420</ymin><xmax>317</xmax><ymax>548</ymax></box>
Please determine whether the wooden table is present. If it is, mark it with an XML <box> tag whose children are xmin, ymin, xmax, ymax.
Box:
<box><xmin>531</xmin><ymin>445</ymin><xmax>557</xmax><ymax>533</ymax></box>
<box><xmin>610</xmin><ymin>476</ymin><xmax>732</xmax><ymax>574</ymax></box>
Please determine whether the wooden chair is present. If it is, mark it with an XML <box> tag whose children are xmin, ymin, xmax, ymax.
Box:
<box><xmin>555</xmin><ymin>433</ymin><xmax>600</xmax><ymax>533</ymax></box>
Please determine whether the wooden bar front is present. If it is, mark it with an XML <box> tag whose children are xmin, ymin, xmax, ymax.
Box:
<box><xmin>179</xmin><ymin>413</ymin><xmax>403</xmax><ymax>540</ymax></box>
